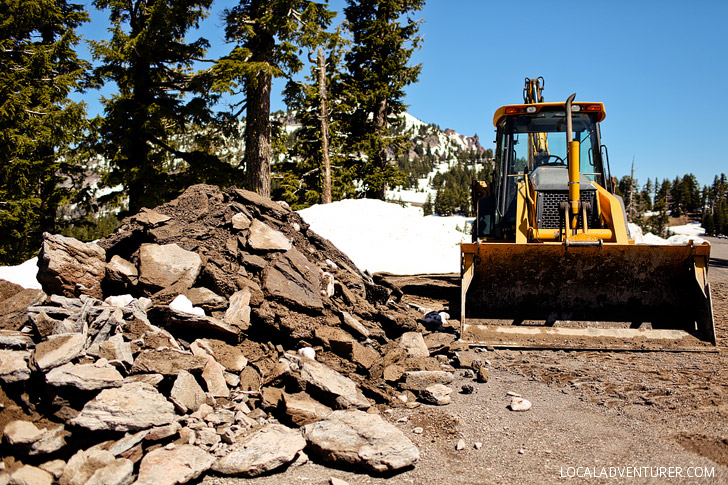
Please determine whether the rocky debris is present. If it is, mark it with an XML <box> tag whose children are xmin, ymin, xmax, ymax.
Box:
<box><xmin>420</xmin><ymin>383</ymin><xmax>453</xmax><ymax>406</ymax></box>
<box><xmin>212</xmin><ymin>423</ymin><xmax>306</xmax><ymax>476</ymax></box>
<box><xmin>303</xmin><ymin>410</ymin><xmax>420</xmax><ymax>473</ymax></box>
<box><xmin>136</xmin><ymin>445</ymin><xmax>214</xmax><ymax>485</ymax></box>
<box><xmin>0</xmin><ymin>349</ymin><xmax>31</xmax><ymax>383</ymax></box>
<box><xmin>36</xmin><ymin>233</ymin><xmax>106</xmax><ymax>299</ymax></box>
<box><xmin>9</xmin><ymin>465</ymin><xmax>54</xmax><ymax>485</ymax></box>
<box><xmin>0</xmin><ymin>184</ymin><xmax>472</xmax><ymax>482</ymax></box>
<box><xmin>32</xmin><ymin>333</ymin><xmax>86</xmax><ymax>372</ymax></box>
<box><xmin>70</xmin><ymin>382</ymin><xmax>176</xmax><ymax>432</ymax></box>
<box><xmin>45</xmin><ymin>361</ymin><xmax>124</xmax><ymax>390</ymax></box>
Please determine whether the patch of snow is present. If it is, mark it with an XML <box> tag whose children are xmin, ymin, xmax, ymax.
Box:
<box><xmin>0</xmin><ymin>257</ymin><xmax>42</xmax><ymax>289</ymax></box>
<box><xmin>668</xmin><ymin>223</ymin><xmax>706</xmax><ymax>237</ymax></box>
<box><xmin>105</xmin><ymin>295</ymin><xmax>134</xmax><ymax>307</ymax></box>
<box><xmin>298</xmin><ymin>199</ymin><xmax>469</xmax><ymax>274</ymax></box>
<box><xmin>170</xmin><ymin>294</ymin><xmax>205</xmax><ymax>316</ymax></box>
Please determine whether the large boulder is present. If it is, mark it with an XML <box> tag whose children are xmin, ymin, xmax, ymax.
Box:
<box><xmin>284</xmin><ymin>354</ymin><xmax>370</xmax><ymax>410</ymax></box>
<box><xmin>262</xmin><ymin>248</ymin><xmax>323</xmax><ymax>311</ymax></box>
<box><xmin>212</xmin><ymin>424</ymin><xmax>305</xmax><ymax>476</ymax></box>
<box><xmin>137</xmin><ymin>243</ymin><xmax>202</xmax><ymax>291</ymax></box>
<box><xmin>70</xmin><ymin>381</ymin><xmax>176</xmax><ymax>432</ymax></box>
<box><xmin>303</xmin><ymin>410</ymin><xmax>420</xmax><ymax>473</ymax></box>
<box><xmin>135</xmin><ymin>445</ymin><xmax>214</xmax><ymax>485</ymax></box>
<box><xmin>37</xmin><ymin>233</ymin><xmax>106</xmax><ymax>299</ymax></box>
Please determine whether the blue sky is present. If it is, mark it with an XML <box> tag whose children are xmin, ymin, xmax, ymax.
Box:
<box><xmin>79</xmin><ymin>0</ymin><xmax>727</xmax><ymax>187</ymax></box>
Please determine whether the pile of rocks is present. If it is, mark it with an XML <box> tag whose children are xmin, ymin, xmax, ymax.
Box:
<box><xmin>0</xmin><ymin>185</ymin><xmax>471</xmax><ymax>483</ymax></box>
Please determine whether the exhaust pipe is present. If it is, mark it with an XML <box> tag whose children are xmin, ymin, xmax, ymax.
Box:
<box><xmin>565</xmin><ymin>93</ymin><xmax>580</xmax><ymax>233</ymax></box>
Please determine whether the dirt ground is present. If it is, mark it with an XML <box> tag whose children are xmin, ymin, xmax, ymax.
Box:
<box><xmin>206</xmin><ymin>237</ymin><xmax>728</xmax><ymax>484</ymax></box>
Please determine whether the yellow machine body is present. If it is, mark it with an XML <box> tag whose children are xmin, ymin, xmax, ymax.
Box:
<box><xmin>460</xmin><ymin>78</ymin><xmax>715</xmax><ymax>350</ymax></box>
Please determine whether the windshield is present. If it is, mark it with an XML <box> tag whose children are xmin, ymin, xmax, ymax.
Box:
<box><xmin>494</xmin><ymin>111</ymin><xmax>604</xmax><ymax>228</ymax></box>
<box><xmin>508</xmin><ymin>111</ymin><xmax>602</xmax><ymax>180</ymax></box>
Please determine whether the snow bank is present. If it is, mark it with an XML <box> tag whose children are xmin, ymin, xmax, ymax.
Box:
<box><xmin>630</xmin><ymin>222</ymin><xmax>706</xmax><ymax>246</ymax></box>
<box><xmin>299</xmin><ymin>199</ymin><xmax>469</xmax><ymax>274</ymax></box>
<box><xmin>0</xmin><ymin>257</ymin><xmax>42</xmax><ymax>289</ymax></box>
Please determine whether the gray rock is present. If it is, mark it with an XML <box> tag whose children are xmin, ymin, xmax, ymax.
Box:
<box><xmin>212</xmin><ymin>424</ymin><xmax>305</xmax><ymax>476</ymax></box>
<box><xmin>223</xmin><ymin>289</ymin><xmax>251</xmax><ymax>332</ymax></box>
<box><xmin>2</xmin><ymin>420</ymin><xmax>45</xmax><ymax>446</ymax></box>
<box><xmin>247</xmin><ymin>219</ymin><xmax>292</xmax><ymax>251</ymax></box>
<box><xmin>9</xmin><ymin>465</ymin><xmax>53</xmax><ymax>485</ymax></box>
<box><xmin>169</xmin><ymin>370</ymin><xmax>206</xmax><ymax>413</ymax></box>
<box><xmin>284</xmin><ymin>392</ymin><xmax>333</xmax><ymax>426</ymax></box>
<box><xmin>132</xmin><ymin>208</ymin><xmax>171</xmax><ymax>227</ymax></box>
<box><xmin>165</xmin><ymin>307</ymin><xmax>239</xmax><ymax>338</ymax></box>
<box><xmin>39</xmin><ymin>460</ymin><xmax>66</xmax><ymax>479</ymax></box>
<box><xmin>400</xmin><ymin>371</ymin><xmax>455</xmax><ymax>392</ymax></box>
<box><xmin>284</xmin><ymin>354</ymin><xmax>370</xmax><ymax>410</ymax></box>
<box><xmin>509</xmin><ymin>397</ymin><xmax>532</xmax><ymax>412</ymax></box>
<box><xmin>135</xmin><ymin>445</ymin><xmax>214</xmax><ymax>485</ymax></box>
<box><xmin>85</xmin><ymin>457</ymin><xmax>133</xmax><ymax>485</ymax></box>
<box><xmin>340</xmin><ymin>312</ymin><xmax>371</xmax><ymax>339</ymax></box>
<box><xmin>0</xmin><ymin>329</ymin><xmax>35</xmax><ymax>349</ymax></box>
<box><xmin>28</xmin><ymin>426</ymin><xmax>68</xmax><ymax>455</ymax></box>
<box><xmin>303</xmin><ymin>410</ymin><xmax>420</xmax><ymax>473</ymax></box>
<box><xmin>32</xmin><ymin>333</ymin><xmax>86</xmax><ymax>372</ymax></box>
<box><xmin>192</xmin><ymin>339</ymin><xmax>247</xmax><ymax>373</ymax></box>
<box><xmin>262</xmin><ymin>248</ymin><xmax>323</xmax><ymax>311</ymax></box>
<box><xmin>37</xmin><ymin>233</ymin><xmax>106</xmax><ymax>299</ymax></box>
<box><xmin>231</xmin><ymin>212</ymin><xmax>251</xmax><ymax>230</ymax></box>
<box><xmin>185</xmin><ymin>287</ymin><xmax>227</xmax><ymax>311</ymax></box>
<box><xmin>399</xmin><ymin>332</ymin><xmax>429</xmax><ymax>358</ymax></box>
<box><xmin>0</xmin><ymin>350</ymin><xmax>31</xmax><ymax>383</ymax></box>
<box><xmin>137</xmin><ymin>243</ymin><xmax>202</xmax><ymax>291</ymax></box>
<box><xmin>70</xmin><ymin>381</ymin><xmax>176</xmax><ymax>432</ymax></box>
<box><xmin>98</xmin><ymin>334</ymin><xmax>134</xmax><ymax>368</ymax></box>
<box><xmin>420</xmin><ymin>384</ymin><xmax>452</xmax><ymax>405</ymax></box>
<box><xmin>59</xmin><ymin>448</ymin><xmax>132</xmax><ymax>485</ymax></box>
<box><xmin>0</xmin><ymin>288</ymin><xmax>46</xmax><ymax>328</ymax></box>
<box><xmin>131</xmin><ymin>348</ymin><xmax>207</xmax><ymax>376</ymax></box>
<box><xmin>106</xmin><ymin>255</ymin><xmax>138</xmax><ymax>286</ymax></box>
<box><xmin>106</xmin><ymin>430</ymin><xmax>149</xmax><ymax>456</ymax></box>
<box><xmin>45</xmin><ymin>362</ymin><xmax>124</xmax><ymax>391</ymax></box>
<box><xmin>201</xmin><ymin>357</ymin><xmax>229</xmax><ymax>398</ymax></box>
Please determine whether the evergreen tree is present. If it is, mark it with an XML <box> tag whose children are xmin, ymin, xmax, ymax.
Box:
<box><xmin>341</xmin><ymin>0</ymin><xmax>425</xmax><ymax>199</ymax></box>
<box><xmin>0</xmin><ymin>0</ymin><xmax>89</xmax><ymax>264</ymax></box>
<box><xmin>215</xmin><ymin>0</ymin><xmax>335</xmax><ymax>198</ymax></box>
<box><xmin>422</xmin><ymin>193</ymin><xmax>433</xmax><ymax>216</ymax></box>
<box><xmin>277</xmin><ymin>28</ymin><xmax>354</xmax><ymax>209</ymax></box>
<box><xmin>91</xmin><ymin>0</ymin><xmax>233</xmax><ymax>216</ymax></box>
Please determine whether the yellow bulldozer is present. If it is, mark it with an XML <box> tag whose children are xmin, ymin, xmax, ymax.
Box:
<box><xmin>460</xmin><ymin>78</ymin><xmax>716</xmax><ymax>350</ymax></box>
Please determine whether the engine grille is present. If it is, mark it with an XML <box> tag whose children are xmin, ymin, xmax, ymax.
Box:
<box><xmin>537</xmin><ymin>190</ymin><xmax>597</xmax><ymax>229</ymax></box>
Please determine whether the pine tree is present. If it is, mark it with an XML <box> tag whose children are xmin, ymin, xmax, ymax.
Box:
<box><xmin>278</xmin><ymin>28</ymin><xmax>354</xmax><ymax>209</ymax></box>
<box><xmin>214</xmin><ymin>0</ymin><xmax>335</xmax><ymax>198</ymax></box>
<box><xmin>341</xmin><ymin>0</ymin><xmax>425</xmax><ymax>200</ymax></box>
<box><xmin>91</xmin><ymin>0</ymin><xmax>232</xmax><ymax>215</ymax></box>
<box><xmin>422</xmin><ymin>193</ymin><xmax>433</xmax><ymax>216</ymax></box>
<box><xmin>0</xmin><ymin>0</ymin><xmax>89</xmax><ymax>264</ymax></box>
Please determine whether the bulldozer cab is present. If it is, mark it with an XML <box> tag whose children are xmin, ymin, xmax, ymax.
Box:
<box><xmin>476</xmin><ymin>103</ymin><xmax>612</xmax><ymax>240</ymax></box>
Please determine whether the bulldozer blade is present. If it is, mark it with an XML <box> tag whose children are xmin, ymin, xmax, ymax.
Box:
<box><xmin>460</xmin><ymin>241</ymin><xmax>716</xmax><ymax>351</ymax></box>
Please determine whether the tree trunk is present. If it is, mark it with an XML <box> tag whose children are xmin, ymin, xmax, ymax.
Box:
<box><xmin>317</xmin><ymin>48</ymin><xmax>332</xmax><ymax>204</ymax></box>
<box><xmin>372</xmin><ymin>98</ymin><xmax>388</xmax><ymax>200</ymax></box>
<box><xmin>244</xmin><ymin>71</ymin><xmax>272</xmax><ymax>198</ymax></box>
